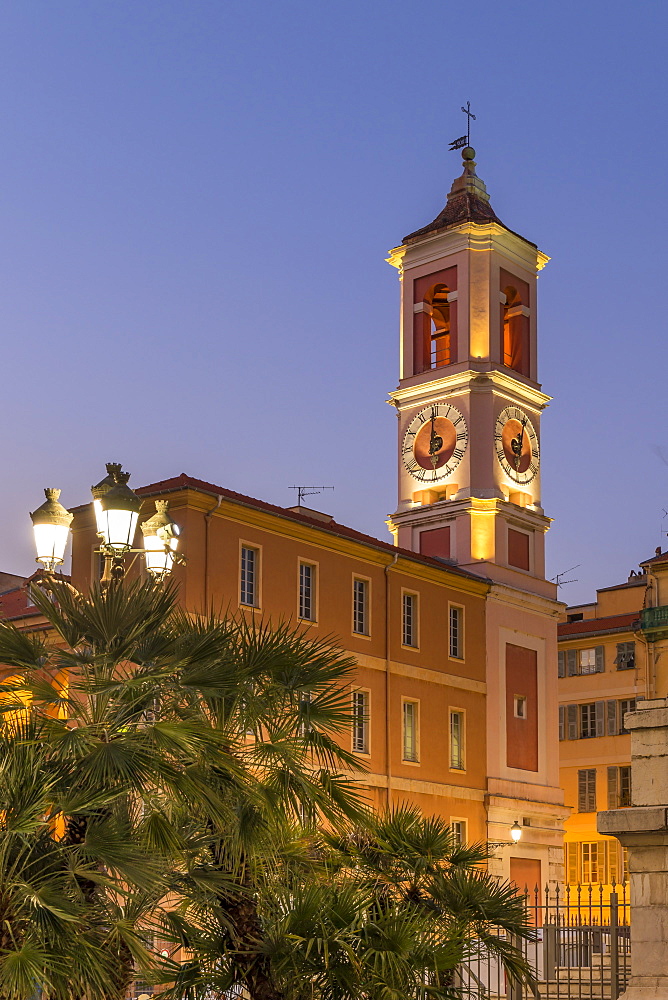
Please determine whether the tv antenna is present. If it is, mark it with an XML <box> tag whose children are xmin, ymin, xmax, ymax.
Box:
<box><xmin>289</xmin><ymin>486</ymin><xmax>334</xmax><ymax>507</ymax></box>
<box><xmin>551</xmin><ymin>564</ymin><xmax>580</xmax><ymax>588</ymax></box>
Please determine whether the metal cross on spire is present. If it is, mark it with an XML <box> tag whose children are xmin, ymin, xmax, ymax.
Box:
<box><xmin>461</xmin><ymin>101</ymin><xmax>476</xmax><ymax>146</ymax></box>
<box><xmin>449</xmin><ymin>101</ymin><xmax>476</xmax><ymax>151</ymax></box>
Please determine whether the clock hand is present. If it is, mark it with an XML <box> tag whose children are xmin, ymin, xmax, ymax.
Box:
<box><xmin>428</xmin><ymin>409</ymin><xmax>443</xmax><ymax>469</ymax></box>
<box><xmin>512</xmin><ymin>417</ymin><xmax>527</xmax><ymax>471</ymax></box>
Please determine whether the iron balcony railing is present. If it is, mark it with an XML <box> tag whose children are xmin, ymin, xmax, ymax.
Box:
<box><xmin>640</xmin><ymin>605</ymin><xmax>668</xmax><ymax>632</ymax></box>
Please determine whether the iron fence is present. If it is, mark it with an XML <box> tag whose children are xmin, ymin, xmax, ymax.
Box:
<box><xmin>460</xmin><ymin>882</ymin><xmax>630</xmax><ymax>1000</ymax></box>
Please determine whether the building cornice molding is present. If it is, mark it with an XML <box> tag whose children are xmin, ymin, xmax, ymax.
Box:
<box><xmin>387</xmin><ymin>222</ymin><xmax>549</xmax><ymax>277</ymax></box>
<box><xmin>389</xmin><ymin>368</ymin><xmax>552</xmax><ymax>412</ymax></box>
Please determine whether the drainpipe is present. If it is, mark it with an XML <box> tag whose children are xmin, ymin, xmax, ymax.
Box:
<box><xmin>203</xmin><ymin>495</ymin><xmax>223</xmax><ymax>611</ymax></box>
<box><xmin>385</xmin><ymin>552</ymin><xmax>398</xmax><ymax>808</ymax></box>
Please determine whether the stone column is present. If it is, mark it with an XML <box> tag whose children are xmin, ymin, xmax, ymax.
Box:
<box><xmin>598</xmin><ymin>697</ymin><xmax>668</xmax><ymax>1000</ymax></box>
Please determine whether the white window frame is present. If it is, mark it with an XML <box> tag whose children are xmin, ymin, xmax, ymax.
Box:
<box><xmin>298</xmin><ymin>559</ymin><xmax>318</xmax><ymax>622</ymax></box>
<box><xmin>351</xmin><ymin>688</ymin><xmax>370</xmax><ymax>754</ymax></box>
<box><xmin>352</xmin><ymin>575</ymin><xmax>371</xmax><ymax>637</ymax></box>
<box><xmin>401</xmin><ymin>590</ymin><xmax>419</xmax><ymax>648</ymax></box>
<box><xmin>450</xmin><ymin>817</ymin><xmax>468</xmax><ymax>846</ymax></box>
<box><xmin>402</xmin><ymin>698</ymin><xmax>420</xmax><ymax>763</ymax></box>
<box><xmin>449</xmin><ymin>708</ymin><xmax>465</xmax><ymax>771</ymax></box>
<box><xmin>448</xmin><ymin>603</ymin><xmax>464</xmax><ymax>659</ymax></box>
<box><xmin>239</xmin><ymin>542</ymin><xmax>261</xmax><ymax>608</ymax></box>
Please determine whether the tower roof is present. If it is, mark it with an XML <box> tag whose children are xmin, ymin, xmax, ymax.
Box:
<box><xmin>404</xmin><ymin>147</ymin><xmax>534</xmax><ymax>247</ymax></box>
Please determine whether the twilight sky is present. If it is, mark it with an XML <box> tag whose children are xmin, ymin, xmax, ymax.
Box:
<box><xmin>1</xmin><ymin>0</ymin><xmax>667</xmax><ymax>606</ymax></box>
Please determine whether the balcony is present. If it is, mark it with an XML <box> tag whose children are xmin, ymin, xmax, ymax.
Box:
<box><xmin>640</xmin><ymin>605</ymin><xmax>668</xmax><ymax>635</ymax></box>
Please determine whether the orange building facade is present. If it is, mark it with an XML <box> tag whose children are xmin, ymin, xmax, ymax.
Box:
<box><xmin>557</xmin><ymin>549</ymin><xmax>668</xmax><ymax>886</ymax></box>
<box><xmin>70</xmin><ymin>477</ymin><xmax>492</xmax><ymax>841</ymax></box>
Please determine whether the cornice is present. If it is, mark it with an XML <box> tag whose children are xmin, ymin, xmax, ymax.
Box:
<box><xmin>387</xmin><ymin>222</ymin><xmax>549</xmax><ymax>278</ymax></box>
<box><xmin>389</xmin><ymin>369</ymin><xmax>551</xmax><ymax>412</ymax></box>
<box><xmin>489</xmin><ymin>581</ymin><xmax>565</xmax><ymax>617</ymax></box>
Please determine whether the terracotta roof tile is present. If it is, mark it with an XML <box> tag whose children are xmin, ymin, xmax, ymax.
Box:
<box><xmin>137</xmin><ymin>474</ymin><xmax>489</xmax><ymax>585</ymax></box>
<box><xmin>558</xmin><ymin>612</ymin><xmax>639</xmax><ymax>639</ymax></box>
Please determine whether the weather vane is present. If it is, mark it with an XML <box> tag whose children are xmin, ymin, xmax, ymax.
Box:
<box><xmin>449</xmin><ymin>101</ymin><xmax>476</xmax><ymax>151</ymax></box>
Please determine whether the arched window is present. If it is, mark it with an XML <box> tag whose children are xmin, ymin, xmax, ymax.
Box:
<box><xmin>413</xmin><ymin>283</ymin><xmax>456</xmax><ymax>374</ymax></box>
<box><xmin>429</xmin><ymin>285</ymin><xmax>451</xmax><ymax>368</ymax></box>
<box><xmin>501</xmin><ymin>284</ymin><xmax>530</xmax><ymax>376</ymax></box>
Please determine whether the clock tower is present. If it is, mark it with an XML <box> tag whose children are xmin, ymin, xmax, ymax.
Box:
<box><xmin>387</xmin><ymin>146</ymin><xmax>567</xmax><ymax>885</ymax></box>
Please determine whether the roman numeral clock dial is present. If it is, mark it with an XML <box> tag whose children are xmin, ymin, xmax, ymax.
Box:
<box><xmin>402</xmin><ymin>403</ymin><xmax>468</xmax><ymax>483</ymax></box>
<box><xmin>494</xmin><ymin>406</ymin><xmax>540</xmax><ymax>486</ymax></box>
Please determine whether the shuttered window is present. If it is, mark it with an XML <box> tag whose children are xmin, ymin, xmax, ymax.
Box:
<box><xmin>615</xmin><ymin>641</ymin><xmax>635</xmax><ymax>670</ymax></box>
<box><xmin>565</xmin><ymin>841</ymin><xmax>621</xmax><ymax>886</ymax></box>
<box><xmin>620</xmin><ymin>699</ymin><xmax>636</xmax><ymax>734</ymax></box>
<box><xmin>565</xmin><ymin>646</ymin><xmax>605</xmax><ymax>675</ymax></box>
<box><xmin>567</xmin><ymin>704</ymin><xmax>578</xmax><ymax>740</ymax></box>
<box><xmin>558</xmin><ymin>650</ymin><xmax>565</xmax><ymax>677</ymax></box>
<box><xmin>607</xmin><ymin>700</ymin><xmax>618</xmax><ymax>735</ymax></box>
<box><xmin>609</xmin><ymin>765</ymin><xmax>632</xmax><ymax>808</ymax></box>
<box><xmin>558</xmin><ymin>705</ymin><xmax>565</xmax><ymax>741</ymax></box>
<box><xmin>578</xmin><ymin>769</ymin><xmax>596</xmax><ymax>812</ymax></box>
<box><xmin>579</xmin><ymin>702</ymin><xmax>605</xmax><ymax>738</ymax></box>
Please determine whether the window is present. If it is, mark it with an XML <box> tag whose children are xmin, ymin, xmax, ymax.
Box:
<box><xmin>562</xmin><ymin>646</ymin><xmax>604</xmax><ymax>675</ymax></box>
<box><xmin>403</xmin><ymin>701</ymin><xmax>419</xmax><ymax>762</ymax></box>
<box><xmin>620</xmin><ymin>699</ymin><xmax>636</xmax><ymax>733</ymax></box>
<box><xmin>578</xmin><ymin>768</ymin><xmax>597</xmax><ymax>812</ymax></box>
<box><xmin>514</xmin><ymin>695</ymin><xmax>527</xmax><ymax>719</ymax></box>
<box><xmin>429</xmin><ymin>286</ymin><xmax>452</xmax><ymax>369</ymax></box>
<box><xmin>240</xmin><ymin>546</ymin><xmax>259</xmax><ymax>607</ymax></box>
<box><xmin>449</xmin><ymin>710</ymin><xmax>465</xmax><ymax>770</ymax></box>
<box><xmin>581</xmin><ymin>842</ymin><xmax>604</xmax><ymax>884</ymax></box>
<box><xmin>353</xmin><ymin>578</ymin><xmax>369</xmax><ymax>635</ymax></box>
<box><xmin>451</xmin><ymin>819</ymin><xmax>467</xmax><ymax>846</ymax></box>
<box><xmin>298</xmin><ymin>690</ymin><xmax>312</xmax><ymax>737</ymax></box>
<box><xmin>352</xmin><ymin>690</ymin><xmax>369</xmax><ymax>754</ymax></box>
<box><xmin>579</xmin><ymin>649</ymin><xmax>597</xmax><ymax>674</ymax></box>
<box><xmin>565</xmin><ymin>841</ymin><xmax>621</xmax><ymax>886</ymax></box>
<box><xmin>580</xmin><ymin>703</ymin><xmax>598</xmax><ymax>739</ymax></box>
<box><xmin>567</xmin><ymin>613</ymin><xmax>584</xmax><ymax>623</ymax></box>
<box><xmin>299</xmin><ymin>562</ymin><xmax>316</xmax><ymax>621</ymax></box>
<box><xmin>608</xmin><ymin>765</ymin><xmax>632</xmax><ymax>808</ymax></box>
<box><xmin>615</xmin><ymin>641</ymin><xmax>635</xmax><ymax>671</ymax></box>
<box><xmin>449</xmin><ymin>606</ymin><xmax>463</xmax><ymax>658</ymax></box>
<box><xmin>402</xmin><ymin>593</ymin><xmax>418</xmax><ymax>647</ymax></box>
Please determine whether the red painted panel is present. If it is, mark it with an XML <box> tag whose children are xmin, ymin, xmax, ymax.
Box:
<box><xmin>509</xmin><ymin>858</ymin><xmax>541</xmax><ymax>924</ymax></box>
<box><xmin>506</xmin><ymin>644</ymin><xmax>538</xmax><ymax>771</ymax></box>
<box><xmin>419</xmin><ymin>526</ymin><xmax>450</xmax><ymax>559</ymax></box>
<box><xmin>508</xmin><ymin>528</ymin><xmax>530</xmax><ymax>571</ymax></box>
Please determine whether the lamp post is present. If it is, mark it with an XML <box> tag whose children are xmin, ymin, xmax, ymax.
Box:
<box><xmin>488</xmin><ymin>820</ymin><xmax>523</xmax><ymax>849</ymax></box>
<box><xmin>30</xmin><ymin>464</ymin><xmax>182</xmax><ymax>586</ymax></box>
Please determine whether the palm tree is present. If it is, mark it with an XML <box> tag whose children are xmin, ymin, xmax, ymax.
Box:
<box><xmin>260</xmin><ymin>805</ymin><xmax>534</xmax><ymax>1000</ymax></box>
<box><xmin>0</xmin><ymin>578</ymin><xmax>366</xmax><ymax>1000</ymax></box>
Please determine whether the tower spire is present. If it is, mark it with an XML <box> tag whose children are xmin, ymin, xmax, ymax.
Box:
<box><xmin>404</xmin><ymin>146</ymin><xmax>502</xmax><ymax>242</ymax></box>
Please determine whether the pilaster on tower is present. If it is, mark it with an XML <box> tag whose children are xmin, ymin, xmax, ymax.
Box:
<box><xmin>387</xmin><ymin>147</ymin><xmax>554</xmax><ymax>600</ymax></box>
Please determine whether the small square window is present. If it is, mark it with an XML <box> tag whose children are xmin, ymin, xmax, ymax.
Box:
<box><xmin>451</xmin><ymin>819</ymin><xmax>467</xmax><ymax>846</ymax></box>
<box><xmin>514</xmin><ymin>695</ymin><xmax>527</xmax><ymax>719</ymax></box>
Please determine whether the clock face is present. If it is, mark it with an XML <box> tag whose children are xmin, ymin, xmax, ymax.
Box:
<box><xmin>402</xmin><ymin>403</ymin><xmax>468</xmax><ymax>483</ymax></box>
<box><xmin>495</xmin><ymin>406</ymin><xmax>539</xmax><ymax>485</ymax></box>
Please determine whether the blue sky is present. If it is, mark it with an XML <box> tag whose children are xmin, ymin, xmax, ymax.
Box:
<box><xmin>1</xmin><ymin>0</ymin><xmax>667</xmax><ymax>605</ymax></box>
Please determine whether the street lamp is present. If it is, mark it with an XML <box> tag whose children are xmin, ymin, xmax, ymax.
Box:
<box><xmin>141</xmin><ymin>500</ymin><xmax>180</xmax><ymax>581</ymax></box>
<box><xmin>30</xmin><ymin>489</ymin><xmax>74</xmax><ymax>571</ymax></box>
<box><xmin>488</xmin><ymin>821</ymin><xmax>523</xmax><ymax>849</ymax></box>
<box><xmin>30</xmin><ymin>464</ymin><xmax>183</xmax><ymax>586</ymax></box>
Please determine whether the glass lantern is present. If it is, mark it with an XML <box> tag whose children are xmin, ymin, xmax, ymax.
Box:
<box><xmin>30</xmin><ymin>488</ymin><xmax>73</xmax><ymax>571</ymax></box>
<box><xmin>141</xmin><ymin>500</ymin><xmax>180</xmax><ymax>580</ymax></box>
<box><xmin>96</xmin><ymin>471</ymin><xmax>141</xmax><ymax>553</ymax></box>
